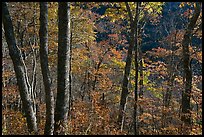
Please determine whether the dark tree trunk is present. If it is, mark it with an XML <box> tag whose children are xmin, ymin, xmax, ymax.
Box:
<box><xmin>137</xmin><ymin>25</ymin><xmax>144</xmax><ymax>134</ymax></box>
<box><xmin>117</xmin><ymin>18</ymin><xmax>134</xmax><ymax>132</ymax></box>
<box><xmin>68</xmin><ymin>26</ymin><xmax>72</xmax><ymax>118</ymax></box>
<box><xmin>2</xmin><ymin>2</ymin><xmax>38</xmax><ymax>134</ymax></box>
<box><xmin>54</xmin><ymin>2</ymin><xmax>71</xmax><ymax>135</ymax></box>
<box><xmin>133</xmin><ymin>51</ymin><xmax>139</xmax><ymax>135</ymax></box>
<box><xmin>138</xmin><ymin>58</ymin><xmax>143</xmax><ymax>99</ymax></box>
<box><xmin>133</xmin><ymin>3</ymin><xmax>140</xmax><ymax>135</ymax></box>
<box><xmin>117</xmin><ymin>2</ymin><xmax>139</xmax><ymax>133</ymax></box>
<box><xmin>181</xmin><ymin>2</ymin><xmax>201</xmax><ymax>131</ymax></box>
<box><xmin>39</xmin><ymin>2</ymin><xmax>55</xmax><ymax>135</ymax></box>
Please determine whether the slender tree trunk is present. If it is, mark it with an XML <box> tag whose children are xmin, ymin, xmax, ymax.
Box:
<box><xmin>137</xmin><ymin>26</ymin><xmax>144</xmax><ymax>134</ymax></box>
<box><xmin>67</xmin><ymin>24</ymin><xmax>73</xmax><ymax>134</ymax></box>
<box><xmin>133</xmin><ymin>2</ymin><xmax>140</xmax><ymax>135</ymax></box>
<box><xmin>133</xmin><ymin>51</ymin><xmax>139</xmax><ymax>135</ymax></box>
<box><xmin>138</xmin><ymin>56</ymin><xmax>144</xmax><ymax>134</ymax></box>
<box><xmin>54</xmin><ymin>2</ymin><xmax>71</xmax><ymax>135</ymax></box>
<box><xmin>138</xmin><ymin>58</ymin><xmax>143</xmax><ymax>100</ymax></box>
<box><xmin>117</xmin><ymin>20</ymin><xmax>134</xmax><ymax>132</ymax></box>
<box><xmin>39</xmin><ymin>2</ymin><xmax>55</xmax><ymax>135</ymax></box>
<box><xmin>181</xmin><ymin>2</ymin><xmax>201</xmax><ymax>134</ymax></box>
<box><xmin>68</xmin><ymin>23</ymin><xmax>72</xmax><ymax>119</ymax></box>
<box><xmin>118</xmin><ymin>2</ymin><xmax>140</xmax><ymax>133</ymax></box>
<box><xmin>30</xmin><ymin>4</ymin><xmax>38</xmax><ymax>118</ymax></box>
<box><xmin>2</xmin><ymin>2</ymin><xmax>38</xmax><ymax>134</ymax></box>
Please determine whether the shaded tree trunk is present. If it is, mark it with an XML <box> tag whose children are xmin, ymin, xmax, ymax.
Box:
<box><xmin>117</xmin><ymin>2</ymin><xmax>139</xmax><ymax>133</ymax></box>
<box><xmin>2</xmin><ymin>2</ymin><xmax>38</xmax><ymax>134</ymax></box>
<box><xmin>117</xmin><ymin>6</ymin><xmax>134</xmax><ymax>131</ymax></box>
<box><xmin>54</xmin><ymin>2</ymin><xmax>71</xmax><ymax>135</ymax></box>
<box><xmin>133</xmin><ymin>3</ymin><xmax>140</xmax><ymax>135</ymax></box>
<box><xmin>39</xmin><ymin>2</ymin><xmax>54</xmax><ymax>135</ymax></box>
<box><xmin>181</xmin><ymin>2</ymin><xmax>201</xmax><ymax>133</ymax></box>
<box><xmin>137</xmin><ymin>20</ymin><xmax>145</xmax><ymax>134</ymax></box>
<box><xmin>68</xmin><ymin>23</ymin><xmax>73</xmax><ymax>119</ymax></box>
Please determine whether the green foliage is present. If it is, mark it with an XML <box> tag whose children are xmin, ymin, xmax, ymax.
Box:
<box><xmin>103</xmin><ymin>2</ymin><xmax>164</xmax><ymax>24</ymax></box>
<box><xmin>111</xmin><ymin>57</ymin><xmax>125</xmax><ymax>69</ymax></box>
<box><xmin>71</xmin><ymin>6</ymin><xmax>96</xmax><ymax>45</ymax></box>
<box><xmin>129</xmin><ymin>59</ymin><xmax>151</xmax><ymax>88</ymax></box>
<box><xmin>147</xmin><ymin>86</ymin><xmax>163</xmax><ymax>99</ymax></box>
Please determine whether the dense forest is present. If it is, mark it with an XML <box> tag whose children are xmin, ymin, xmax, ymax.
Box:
<box><xmin>2</xmin><ymin>2</ymin><xmax>202</xmax><ymax>135</ymax></box>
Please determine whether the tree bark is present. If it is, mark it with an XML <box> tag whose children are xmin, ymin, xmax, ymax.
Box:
<box><xmin>117</xmin><ymin>4</ymin><xmax>134</xmax><ymax>130</ymax></box>
<box><xmin>181</xmin><ymin>2</ymin><xmax>201</xmax><ymax>131</ymax></box>
<box><xmin>117</xmin><ymin>2</ymin><xmax>139</xmax><ymax>133</ymax></box>
<box><xmin>39</xmin><ymin>2</ymin><xmax>55</xmax><ymax>135</ymax></box>
<box><xmin>54</xmin><ymin>2</ymin><xmax>71</xmax><ymax>135</ymax></box>
<box><xmin>2</xmin><ymin>2</ymin><xmax>38</xmax><ymax>134</ymax></box>
<box><xmin>133</xmin><ymin>3</ymin><xmax>140</xmax><ymax>135</ymax></box>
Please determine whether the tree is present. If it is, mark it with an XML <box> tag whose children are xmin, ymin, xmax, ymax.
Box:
<box><xmin>137</xmin><ymin>6</ymin><xmax>146</xmax><ymax>134</ymax></box>
<box><xmin>132</xmin><ymin>3</ymin><xmax>140</xmax><ymax>135</ymax></box>
<box><xmin>54</xmin><ymin>2</ymin><xmax>71</xmax><ymax>135</ymax></box>
<box><xmin>2</xmin><ymin>2</ymin><xmax>202</xmax><ymax>135</ymax></box>
<box><xmin>116</xmin><ymin>3</ymin><xmax>138</xmax><ymax>132</ymax></box>
<box><xmin>101</xmin><ymin>2</ymin><xmax>164</xmax><ymax>133</ymax></box>
<box><xmin>181</xmin><ymin>2</ymin><xmax>201</xmax><ymax>132</ymax></box>
<box><xmin>39</xmin><ymin>2</ymin><xmax>54</xmax><ymax>135</ymax></box>
<box><xmin>2</xmin><ymin>2</ymin><xmax>38</xmax><ymax>134</ymax></box>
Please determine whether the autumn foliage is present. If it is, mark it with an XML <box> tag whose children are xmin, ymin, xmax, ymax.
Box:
<box><xmin>2</xmin><ymin>2</ymin><xmax>202</xmax><ymax>135</ymax></box>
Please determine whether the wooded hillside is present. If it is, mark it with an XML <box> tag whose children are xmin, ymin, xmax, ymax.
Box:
<box><xmin>2</xmin><ymin>2</ymin><xmax>202</xmax><ymax>135</ymax></box>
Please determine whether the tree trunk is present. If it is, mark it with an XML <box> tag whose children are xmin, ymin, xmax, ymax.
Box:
<box><xmin>54</xmin><ymin>2</ymin><xmax>71</xmax><ymax>135</ymax></box>
<box><xmin>117</xmin><ymin>2</ymin><xmax>139</xmax><ymax>133</ymax></box>
<box><xmin>39</xmin><ymin>2</ymin><xmax>55</xmax><ymax>135</ymax></box>
<box><xmin>2</xmin><ymin>2</ymin><xmax>38</xmax><ymax>134</ymax></box>
<box><xmin>181</xmin><ymin>2</ymin><xmax>201</xmax><ymax>133</ymax></box>
<box><xmin>117</xmin><ymin>15</ymin><xmax>134</xmax><ymax>132</ymax></box>
<box><xmin>137</xmin><ymin>23</ymin><xmax>144</xmax><ymax>134</ymax></box>
<box><xmin>133</xmin><ymin>3</ymin><xmax>140</xmax><ymax>135</ymax></box>
<box><xmin>68</xmin><ymin>24</ymin><xmax>73</xmax><ymax>121</ymax></box>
